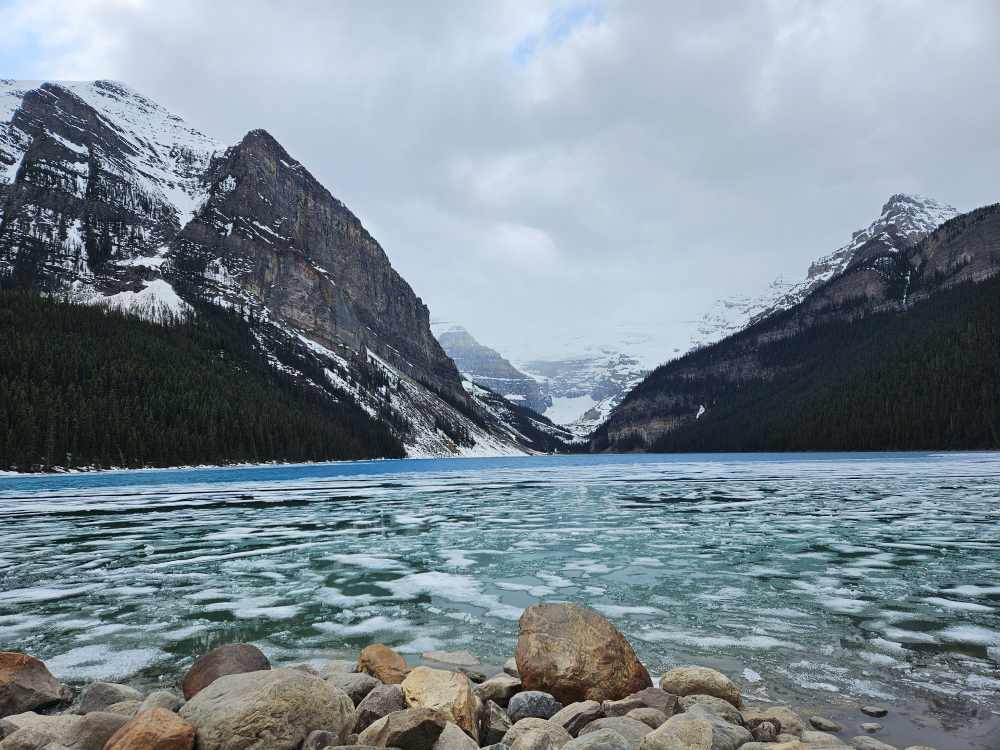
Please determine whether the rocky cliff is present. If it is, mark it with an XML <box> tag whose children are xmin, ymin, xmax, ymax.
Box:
<box><xmin>0</xmin><ymin>80</ymin><xmax>556</xmax><ymax>459</ymax></box>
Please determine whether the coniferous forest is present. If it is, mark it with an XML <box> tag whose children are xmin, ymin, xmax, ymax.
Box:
<box><xmin>626</xmin><ymin>274</ymin><xmax>1000</xmax><ymax>452</ymax></box>
<box><xmin>0</xmin><ymin>291</ymin><xmax>404</xmax><ymax>471</ymax></box>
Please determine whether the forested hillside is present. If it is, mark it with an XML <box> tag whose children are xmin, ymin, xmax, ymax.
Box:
<box><xmin>0</xmin><ymin>291</ymin><xmax>404</xmax><ymax>471</ymax></box>
<box><xmin>593</xmin><ymin>274</ymin><xmax>1000</xmax><ymax>452</ymax></box>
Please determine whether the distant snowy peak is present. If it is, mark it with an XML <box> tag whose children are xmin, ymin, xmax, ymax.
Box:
<box><xmin>691</xmin><ymin>194</ymin><xmax>959</xmax><ymax>348</ymax></box>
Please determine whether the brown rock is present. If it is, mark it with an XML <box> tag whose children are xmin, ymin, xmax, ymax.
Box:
<box><xmin>0</xmin><ymin>653</ymin><xmax>63</xmax><ymax>718</ymax></box>
<box><xmin>638</xmin><ymin>715</ymin><xmax>714</xmax><ymax>750</ymax></box>
<box><xmin>357</xmin><ymin>707</ymin><xmax>447</xmax><ymax>750</ymax></box>
<box><xmin>358</xmin><ymin>645</ymin><xmax>409</xmax><ymax>685</ymax></box>
<box><xmin>626</xmin><ymin>708</ymin><xmax>667</xmax><ymax>730</ymax></box>
<box><xmin>602</xmin><ymin>698</ymin><xmax>646</xmax><ymax>718</ymax></box>
<box><xmin>549</xmin><ymin>701</ymin><xmax>604</xmax><ymax>736</ymax></box>
<box><xmin>433</xmin><ymin>722</ymin><xmax>479</xmax><ymax>750</ymax></box>
<box><xmin>0</xmin><ymin>711</ymin><xmax>126</xmax><ymax>750</ymax></box>
<box><xmin>677</xmin><ymin>695</ymin><xmax>743</xmax><ymax>726</ymax></box>
<box><xmin>181</xmin><ymin>644</ymin><xmax>270</xmax><ymax>700</ymax></box>
<box><xmin>104</xmin><ymin>708</ymin><xmax>195</xmax><ymax>750</ymax></box>
<box><xmin>178</xmin><ymin>668</ymin><xmax>355</xmax><ymax>750</ymax></box>
<box><xmin>658</xmin><ymin>668</ymin><xmax>740</xmax><ymax>708</ymax></box>
<box><xmin>502</xmin><ymin>718</ymin><xmax>572</xmax><ymax>750</ymax></box>
<box><xmin>401</xmin><ymin>667</ymin><xmax>478</xmax><ymax>739</ymax></box>
<box><xmin>355</xmin><ymin>684</ymin><xmax>407</xmax><ymax>734</ymax></box>
<box><xmin>578</xmin><ymin>718</ymin><xmax>652</xmax><ymax>750</ymax></box>
<box><xmin>515</xmin><ymin>604</ymin><xmax>651</xmax><ymax>704</ymax></box>
<box><xmin>628</xmin><ymin>690</ymin><xmax>678</xmax><ymax>718</ymax></box>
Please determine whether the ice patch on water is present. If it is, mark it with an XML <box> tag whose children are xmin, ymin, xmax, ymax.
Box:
<box><xmin>317</xmin><ymin>588</ymin><xmax>384</xmax><ymax>608</ymax></box>
<box><xmin>385</xmin><ymin>572</ymin><xmax>523</xmax><ymax>621</ymax></box>
<box><xmin>329</xmin><ymin>553</ymin><xmax>409</xmax><ymax>571</ymax></box>
<box><xmin>441</xmin><ymin>549</ymin><xmax>475</xmax><ymax>568</ymax></box>
<box><xmin>0</xmin><ymin>584</ymin><xmax>98</xmax><ymax>603</ymax></box>
<box><xmin>495</xmin><ymin>582</ymin><xmax>556</xmax><ymax>598</ymax></box>
<box><xmin>45</xmin><ymin>644</ymin><xmax>162</xmax><ymax>681</ymax></box>
<box><xmin>923</xmin><ymin>596</ymin><xmax>994</xmax><ymax>613</ymax></box>
<box><xmin>314</xmin><ymin>615</ymin><xmax>413</xmax><ymax>636</ymax></box>
<box><xmin>941</xmin><ymin>584</ymin><xmax>1000</xmax><ymax>597</ymax></box>
<box><xmin>593</xmin><ymin>604</ymin><xmax>664</xmax><ymax>617</ymax></box>
<box><xmin>938</xmin><ymin>624</ymin><xmax>1000</xmax><ymax>645</ymax></box>
<box><xmin>536</xmin><ymin>573</ymin><xmax>573</xmax><ymax>588</ymax></box>
<box><xmin>742</xmin><ymin>667</ymin><xmax>762</xmax><ymax>683</ymax></box>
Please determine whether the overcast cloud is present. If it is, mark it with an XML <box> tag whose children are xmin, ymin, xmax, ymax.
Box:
<box><xmin>4</xmin><ymin>0</ymin><xmax>999</xmax><ymax>361</ymax></box>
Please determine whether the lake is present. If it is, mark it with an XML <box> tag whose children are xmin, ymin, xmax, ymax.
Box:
<box><xmin>2</xmin><ymin>453</ymin><xmax>999</xmax><ymax>746</ymax></box>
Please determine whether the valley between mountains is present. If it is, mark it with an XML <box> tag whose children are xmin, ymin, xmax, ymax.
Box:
<box><xmin>2</xmin><ymin>80</ymin><xmax>998</xmax><ymax>471</ymax></box>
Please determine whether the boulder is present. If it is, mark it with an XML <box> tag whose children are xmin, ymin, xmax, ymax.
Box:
<box><xmin>638</xmin><ymin>715</ymin><xmax>714</xmax><ymax>750</ymax></box>
<box><xmin>356</xmin><ymin>707</ymin><xmax>447</xmax><ymax>750</ymax></box>
<box><xmin>502</xmin><ymin>718</ymin><xmax>573</xmax><ymax>750</ymax></box>
<box><xmin>602</xmin><ymin>698</ymin><xmax>646</xmax><ymax>718</ymax></box>
<box><xmin>549</xmin><ymin>701</ymin><xmax>604</xmax><ymax>736</ymax></box>
<box><xmin>104</xmin><ymin>708</ymin><xmax>195</xmax><ymax>750</ymax></box>
<box><xmin>564</xmin><ymin>729</ymin><xmax>632</xmax><ymax>750</ymax></box>
<box><xmin>626</xmin><ymin>709</ymin><xmax>667</xmax><ymax>730</ymax></box>
<box><xmin>355</xmin><ymin>684</ymin><xmax>406</xmax><ymax>734</ymax></box>
<box><xmin>578</xmin><ymin>718</ymin><xmax>652</xmax><ymax>750</ymax></box>
<box><xmin>480</xmin><ymin>701</ymin><xmax>512</xmax><ymax>746</ymax></box>
<box><xmin>75</xmin><ymin>683</ymin><xmax>143</xmax><ymax>714</ymax></box>
<box><xmin>678</xmin><ymin>696</ymin><xmax>742</xmax><ymax>726</ymax></box>
<box><xmin>628</xmin><ymin>690</ymin><xmax>678</xmax><ymax>718</ymax></box>
<box><xmin>504</xmin><ymin>659</ymin><xmax>520</xmax><ymax>678</ymax></box>
<box><xmin>667</xmin><ymin>706</ymin><xmax>751</xmax><ymax>750</ymax></box>
<box><xmin>401</xmin><ymin>667</ymin><xmax>478</xmax><ymax>739</ymax></box>
<box><xmin>178</xmin><ymin>667</ymin><xmax>355</xmax><ymax>750</ymax></box>
<box><xmin>181</xmin><ymin>644</ymin><xmax>270</xmax><ymax>700</ymax></box>
<box><xmin>0</xmin><ymin>653</ymin><xmax>63</xmax><ymax>718</ymax></box>
<box><xmin>328</xmin><ymin>673</ymin><xmax>381</xmax><ymax>706</ymax></box>
<box><xmin>741</xmin><ymin>706</ymin><xmax>804</xmax><ymax>737</ymax></box>
<box><xmin>358</xmin><ymin>645</ymin><xmax>409</xmax><ymax>685</ymax></box>
<box><xmin>658</xmin><ymin>669</ymin><xmax>740</xmax><ymax>709</ymax></box>
<box><xmin>516</xmin><ymin>605</ymin><xmax>651</xmax><ymax>704</ymax></box>
<box><xmin>849</xmin><ymin>738</ymin><xmax>896</xmax><ymax>750</ymax></box>
<box><xmin>860</xmin><ymin>707</ymin><xmax>887</xmax><ymax>719</ymax></box>
<box><xmin>476</xmin><ymin>675</ymin><xmax>522</xmax><ymax>708</ymax></box>
<box><xmin>140</xmin><ymin>691</ymin><xmax>184</xmax><ymax>714</ymax></box>
<box><xmin>433</xmin><ymin>722</ymin><xmax>479</xmax><ymax>750</ymax></box>
<box><xmin>0</xmin><ymin>711</ymin><xmax>127</xmax><ymax>750</ymax></box>
<box><xmin>809</xmin><ymin>717</ymin><xmax>843</xmax><ymax>733</ymax></box>
<box><xmin>509</xmin><ymin>692</ymin><xmax>563</xmax><ymax>723</ymax></box>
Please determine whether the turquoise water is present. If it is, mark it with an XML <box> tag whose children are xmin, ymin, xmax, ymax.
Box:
<box><xmin>2</xmin><ymin>452</ymin><xmax>999</xmax><ymax>720</ymax></box>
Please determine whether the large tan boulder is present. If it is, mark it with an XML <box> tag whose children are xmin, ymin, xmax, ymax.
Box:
<box><xmin>178</xmin><ymin>668</ymin><xmax>355</xmax><ymax>750</ymax></box>
<box><xmin>356</xmin><ymin>707</ymin><xmax>447</xmax><ymax>750</ymax></box>
<box><xmin>0</xmin><ymin>653</ymin><xmax>63</xmax><ymax>718</ymax></box>
<box><xmin>401</xmin><ymin>667</ymin><xmax>478</xmax><ymax>739</ymax></box>
<box><xmin>658</xmin><ymin>668</ymin><xmax>740</xmax><ymax>708</ymax></box>
<box><xmin>0</xmin><ymin>711</ymin><xmax>126</xmax><ymax>750</ymax></box>
<box><xmin>104</xmin><ymin>708</ymin><xmax>195</xmax><ymax>750</ymax></box>
<box><xmin>181</xmin><ymin>644</ymin><xmax>270</xmax><ymax>700</ymax></box>
<box><xmin>358</xmin><ymin>645</ymin><xmax>409</xmax><ymax>685</ymax></box>
<box><xmin>515</xmin><ymin>604</ymin><xmax>652</xmax><ymax>704</ymax></box>
<box><xmin>502</xmin><ymin>718</ymin><xmax>573</xmax><ymax>750</ymax></box>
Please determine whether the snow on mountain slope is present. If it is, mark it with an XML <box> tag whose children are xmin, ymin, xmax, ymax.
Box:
<box><xmin>689</xmin><ymin>194</ymin><xmax>959</xmax><ymax>349</ymax></box>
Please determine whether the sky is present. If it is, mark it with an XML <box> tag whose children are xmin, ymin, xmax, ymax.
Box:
<box><xmin>3</xmin><ymin>0</ymin><xmax>1000</xmax><ymax>362</ymax></box>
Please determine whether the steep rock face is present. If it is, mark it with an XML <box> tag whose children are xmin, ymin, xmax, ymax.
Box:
<box><xmin>170</xmin><ymin>129</ymin><xmax>461</xmax><ymax>395</ymax></box>
<box><xmin>0</xmin><ymin>80</ymin><xmax>216</xmax><ymax>297</ymax></box>
<box><xmin>432</xmin><ymin>323</ymin><xmax>550</xmax><ymax>413</ymax></box>
<box><xmin>597</xmin><ymin>201</ymin><xmax>1000</xmax><ymax>449</ymax></box>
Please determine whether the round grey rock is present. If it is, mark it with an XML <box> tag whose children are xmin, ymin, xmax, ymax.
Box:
<box><xmin>810</xmin><ymin>716</ymin><xmax>844</xmax><ymax>733</ymax></box>
<box><xmin>510</xmin><ymin>692</ymin><xmax>563</xmax><ymax>723</ymax></box>
<box><xmin>328</xmin><ymin>672</ymin><xmax>381</xmax><ymax>706</ymax></box>
<box><xmin>578</xmin><ymin>718</ymin><xmax>652</xmax><ymax>750</ymax></box>
<box><xmin>354</xmin><ymin>683</ymin><xmax>406</xmax><ymax>734</ymax></box>
<box><xmin>860</xmin><ymin>707</ymin><xmax>888</xmax><ymax>718</ymax></box>
<box><xmin>564</xmin><ymin>728</ymin><xmax>632</xmax><ymax>750</ymax></box>
<box><xmin>74</xmin><ymin>682</ymin><xmax>143</xmax><ymax>714</ymax></box>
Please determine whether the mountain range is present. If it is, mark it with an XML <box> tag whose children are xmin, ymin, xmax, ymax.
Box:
<box><xmin>0</xmin><ymin>80</ymin><xmax>568</xmax><ymax>469</ymax></box>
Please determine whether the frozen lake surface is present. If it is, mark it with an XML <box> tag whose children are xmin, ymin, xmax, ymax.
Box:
<box><xmin>2</xmin><ymin>452</ymin><xmax>999</xmax><ymax>737</ymax></box>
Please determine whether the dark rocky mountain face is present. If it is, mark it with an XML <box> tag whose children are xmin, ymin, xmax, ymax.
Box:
<box><xmin>0</xmin><ymin>80</ymin><xmax>557</xmax><ymax>459</ymax></box>
<box><xmin>432</xmin><ymin>323</ymin><xmax>550</xmax><ymax>414</ymax></box>
<box><xmin>596</xmin><ymin>201</ymin><xmax>1000</xmax><ymax>450</ymax></box>
<box><xmin>170</xmin><ymin>129</ymin><xmax>462</xmax><ymax>396</ymax></box>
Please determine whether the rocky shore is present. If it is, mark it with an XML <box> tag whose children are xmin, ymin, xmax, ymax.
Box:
<box><xmin>0</xmin><ymin>604</ymin><xmax>946</xmax><ymax>750</ymax></box>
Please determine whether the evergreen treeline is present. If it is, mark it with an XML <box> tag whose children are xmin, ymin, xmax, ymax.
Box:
<box><xmin>0</xmin><ymin>290</ymin><xmax>404</xmax><ymax>471</ymax></box>
<box><xmin>613</xmin><ymin>274</ymin><xmax>1000</xmax><ymax>452</ymax></box>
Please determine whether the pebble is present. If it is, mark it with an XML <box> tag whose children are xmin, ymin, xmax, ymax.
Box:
<box><xmin>861</xmin><ymin>723</ymin><xmax>882</xmax><ymax>733</ymax></box>
<box><xmin>860</xmin><ymin>706</ymin><xmax>888</xmax><ymax>718</ymax></box>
